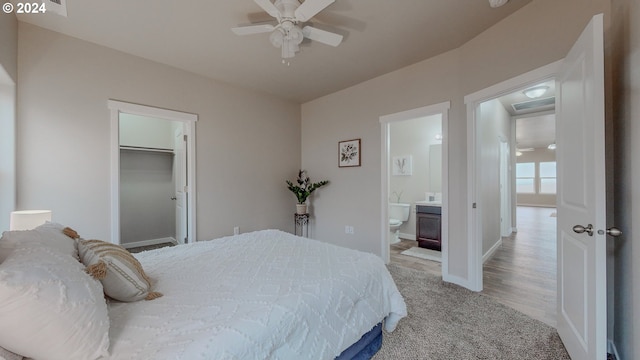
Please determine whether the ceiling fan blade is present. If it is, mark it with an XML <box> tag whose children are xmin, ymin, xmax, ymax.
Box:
<box><xmin>302</xmin><ymin>26</ymin><xmax>343</xmax><ymax>47</ymax></box>
<box><xmin>295</xmin><ymin>0</ymin><xmax>335</xmax><ymax>22</ymax></box>
<box><xmin>231</xmin><ymin>24</ymin><xmax>275</xmax><ymax>36</ymax></box>
<box><xmin>253</xmin><ymin>0</ymin><xmax>280</xmax><ymax>18</ymax></box>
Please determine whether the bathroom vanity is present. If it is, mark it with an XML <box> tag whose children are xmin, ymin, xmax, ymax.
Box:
<box><xmin>415</xmin><ymin>202</ymin><xmax>441</xmax><ymax>251</ymax></box>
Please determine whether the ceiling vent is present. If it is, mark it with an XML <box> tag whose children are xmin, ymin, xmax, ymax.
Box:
<box><xmin>512</xmin><ymin>96</ymin><xmax>555</xmax><ymax>113</ymax></box>
<box><xmin>43</xmin><ymin>0</ymin><xmax>67</xmax><ymax>17</ymax></box>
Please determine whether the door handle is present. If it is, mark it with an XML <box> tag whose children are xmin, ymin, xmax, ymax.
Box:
<box><xmin>170</xmin><ymin>196</ymin><xmax>177</xmax><ymax>200</ymax></box>
<box><xmin>597</xmin><ymin>227</ymin><xmax>622</xmax><ymax>237</ymax></box>
<box><xmin>573</xmin><ymin>224</ymin><xmax>594</xmax><ymax>236</ymax></box>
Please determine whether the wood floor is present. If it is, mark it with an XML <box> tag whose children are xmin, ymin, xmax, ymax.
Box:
<box><xmin>390</xmin><ymin>206</ymin><xmax>557</xmax><ymax>327</ymax></box>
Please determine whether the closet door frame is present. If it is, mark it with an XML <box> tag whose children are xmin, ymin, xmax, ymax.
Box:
<box><xmin>108</xmin><ymin>100</ymin><xmax>198</xmax><ymax>245</ymax></box>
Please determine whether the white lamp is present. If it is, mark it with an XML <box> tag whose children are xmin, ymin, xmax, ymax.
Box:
<box><xmin>9</xmin><ymin>210</ymin><xmax>52</xmax><ymax>231</ymax></box>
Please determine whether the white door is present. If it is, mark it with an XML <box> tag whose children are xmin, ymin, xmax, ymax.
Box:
<box><xmin>174</xmin><ymin>127</ymin><xmax>188</xmax><ymax>244</ymax></box>
<box><xmin>556</xmin><ymin>14</ymin><xmax>607</xmax><ymax>360</ymax></box>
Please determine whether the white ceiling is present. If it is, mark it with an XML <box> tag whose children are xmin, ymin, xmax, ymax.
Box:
<box><xmin>15</xmin><ymin>0</ymin><xmax>532</xmax><ymax>103</ymax></box>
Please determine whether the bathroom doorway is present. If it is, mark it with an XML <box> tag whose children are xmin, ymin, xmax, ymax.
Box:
<box><xmin>108</xmin><ymin>100</ymin><xmax>197</xmax><ymax>246</ymax></box>
<box><xmin>380</xmin><ymin>101</ymin><xmax>450</xmax><ymax>278</ymax></box>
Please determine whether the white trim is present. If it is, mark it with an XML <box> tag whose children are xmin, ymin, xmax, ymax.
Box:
<box><xmin>379</xmin><ymin>101</ymin><xmax>450</xmax><ymax>283</ymax></box>
<box><xmin>607</xmin><ymin>340</ymin><xmax>620</xmax><ymax>360</ymax></box>
<box><xmin>108</xmin><ymin>100</ymin><xmax>198</xmax><ymax>245</ymax></box>
<box><xmin>483</xmin><ymin>238</ymin><xmax>503</xmax><ymax>263</ymax></box>
<box><xmin>398</xmin><ymin>232</ymin><xmax>416</xmax><ymax>241</ymax></box>
<box><xmin>107</xmin><ymin>100</ymin><xmax>197</xmax><ymax>122</ymax></box>
<box><xmin>121</xmin><ymin>237</ymin><xmax>178</xmax><ymax>249</ymax></box>
<box><xmin>443</xmin><ymin>273</ymin><xmax>473</xmax><ymax>290</ymax></box>
<box><xmin>516</xmin><ymin>203</ymin><xmax>558</xmax><ymax>208</ymax></box>
<box><xmin>464</xmin><ymin>60</ymin><xmax>562</xmax><ymax>292</ymax></box>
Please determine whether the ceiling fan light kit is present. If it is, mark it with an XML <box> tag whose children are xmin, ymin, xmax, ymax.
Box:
<box><xmin>232</xmin><ymin>0</ymin><xmax>343</xmax><ymax>61</ymax></box>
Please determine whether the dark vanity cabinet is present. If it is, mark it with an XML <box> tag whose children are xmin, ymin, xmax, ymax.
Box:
<box><xmin>416</xmin><ymin>205</ymin><xmax>441</xmax><ymax>251</ymax></box>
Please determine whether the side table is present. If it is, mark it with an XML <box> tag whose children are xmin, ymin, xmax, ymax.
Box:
<box><xmin>294</xmin><ymin>213</ymin><xmax>309</xmax><ymax>237</ymax></box>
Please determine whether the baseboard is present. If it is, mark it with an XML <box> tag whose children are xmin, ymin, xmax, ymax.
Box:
<box><xmin>516</xmin><ymin>203</ymin><xmax>557</xmax><ymax>208</ymax></box>
<box><xmin>121</xmin><ymin>237</ymin><xmax>177</xmax><ymax>249</ymax></box>
<box><xmin>483</xmin><ymin>238</ymin><xmax>503</xmax><ymax>263</ymax></box>
<box><xmin>398</xmin><ymin>232</ymin><xmax>416</xmax><ymax>241</ymax></box>
<box><xmin>607</xmin><ymin>339</ymin><xmax>620</xmax><ymax>360</ymax></box>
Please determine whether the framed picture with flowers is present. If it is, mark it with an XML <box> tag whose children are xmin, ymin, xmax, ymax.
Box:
<box><xmin>338</xmin><ymin>138</ymin><xmax>361</xmax><ymax>167</ymax></box>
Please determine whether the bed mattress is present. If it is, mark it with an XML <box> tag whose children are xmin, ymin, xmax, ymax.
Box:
<box><xmin>105</xmin><ymin>230</ymin><xmax>406</xmax><ymax>359</ymax></box>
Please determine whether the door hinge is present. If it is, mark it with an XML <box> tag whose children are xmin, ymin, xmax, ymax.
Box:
<box><xmin>183</xmin><ymin>134</ymin><xmax>187</xmax><ymax>142</ymax></box>
<box><xmin>472</xmin><ymin>202</ymin><xmax>477</xmax><ymax>209</ymax></box>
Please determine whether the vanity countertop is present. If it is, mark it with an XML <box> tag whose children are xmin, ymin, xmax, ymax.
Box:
<box><xmin>415</xmin><ymin>200</ymin><xmax>442</xmax><ymax>207</ymax></box>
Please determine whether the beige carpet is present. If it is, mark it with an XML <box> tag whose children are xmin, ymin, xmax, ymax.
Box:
<box><xmin>400</xmin><ymin>246</ymin><xmax>442</xmax><ymax>262</ymax></box>
<box><xmin>374</xmin><ymin>264</ymin><xmax>570</xmax><ymax>360</ymax></box>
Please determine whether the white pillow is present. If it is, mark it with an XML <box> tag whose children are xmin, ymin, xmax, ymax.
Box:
<box><xmin>0</xmin><ymin>222</ymin><xmax>78</xmax><ymax>262</ymax></box>
<box><xmin>0</xmin><ymin>346</ymin><xmax>22</xmax><ymax>360</ymax></box>
<box><xmin>78</xmin><ymin>239</ymin><xmax>162</xmax><ymax>302</ymax></box>
<box><xmin>0</xmin><ymin>245</ymin><xmax>110</xmax><ymax>360</ymax></box>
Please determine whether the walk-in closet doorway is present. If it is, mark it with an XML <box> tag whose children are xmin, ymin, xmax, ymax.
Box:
<box><xmin>108</xmin><ymin>100</ymin><xmax>197</xmax><ymax>247</ymax></box>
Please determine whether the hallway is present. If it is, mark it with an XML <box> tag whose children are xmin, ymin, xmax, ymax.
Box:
<box><xmin>482</xmin><ymin>206</ymin><xmax>557</xmax><ymax>327</ymax></box>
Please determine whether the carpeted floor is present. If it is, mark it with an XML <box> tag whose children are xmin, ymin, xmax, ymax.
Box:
<box><xmin>374</xmin><ymin>264</ymin><xmax>570</xmax><ymax>360</ymax></box>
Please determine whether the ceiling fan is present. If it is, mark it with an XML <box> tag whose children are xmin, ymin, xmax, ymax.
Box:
<box><xmin>232</xmin><ymin>0</ymin><xmax>343</xmax><ymax>60</ymax></box>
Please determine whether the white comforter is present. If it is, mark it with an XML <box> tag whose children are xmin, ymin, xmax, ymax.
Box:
<box><xmin>105</xmin><ymin>230</ymin><xmax>406</xmax><ymax>360</ymax></box>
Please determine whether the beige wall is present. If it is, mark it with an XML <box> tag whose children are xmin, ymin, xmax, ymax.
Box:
<box><xmin>0</xmin><ymin>12</ymin><xmax>17</xmax><ymax>82</ymax></box>
<box><xmin>301</xmin><ymin>0</ymin><xmax>608</xmax><ymax>284</ymax></box>
<box><xmin>0</xmin><ymin>12</ymin><xmax>18</xmax><ymax>231</ymax></box>
<box><xmin>301</xmin><ymin>50</ymin><xmax>460</xmax><ymax>256</ymax></box>
<box><xmin>479</xmin><ymin>99</ymin><xmax>511</xmax><ymax>255</ymax></box>
<box><xmin>16</xmin><ymin>22</ymin><xmax>301</xmax><ymax>241</ymax></box>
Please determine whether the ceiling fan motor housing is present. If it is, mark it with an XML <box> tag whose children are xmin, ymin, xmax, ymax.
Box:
<box><xmin>275</xmin><ymin>0</ymin><xmax>302</xmax><ymax>21</ymax></box>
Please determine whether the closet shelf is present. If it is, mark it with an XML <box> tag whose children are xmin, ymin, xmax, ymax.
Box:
<box><xmin>119</xmin><ymin>145</ymin><xmax>174</xmax><ymax>154</ymax></box>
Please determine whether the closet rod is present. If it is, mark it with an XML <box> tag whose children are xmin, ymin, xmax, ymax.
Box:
<box><xmin>119</xmin><ymin>145</ymin><xmax>174</xmax><ymax>154</ymax></box>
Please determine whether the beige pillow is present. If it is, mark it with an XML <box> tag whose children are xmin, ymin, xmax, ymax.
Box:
<box><xmin>77</xmin><ymin>239</ymin><xmax>162</xmax><ymax>302</ymax></box>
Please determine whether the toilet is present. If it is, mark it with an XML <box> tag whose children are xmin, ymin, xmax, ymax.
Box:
<box><xmin>389</xmin><ymin>203</ymin><xmax>410</xmax><ymax>244</ymax></box>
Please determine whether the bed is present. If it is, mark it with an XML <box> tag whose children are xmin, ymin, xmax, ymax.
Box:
<box><xmin>0</xmin><ymin>226</ymin><xmax>406</xmax><ymax>360</ymax></box>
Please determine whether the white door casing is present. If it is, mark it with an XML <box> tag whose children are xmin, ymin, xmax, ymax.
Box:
<box><xmin>555</xmin><ymin>14</ymin><xmax>607</xmax><ymax>360</ymax></box>
<box><xmin>379</xmin><ymin>101</ymin><xmax>450</xmax><ymax>278</ymax></box>
<box><xmin>174</xmin><ymin>127</ymin><xmax>188</xmax><ymax>244</ymax></box>
<box><xmin>108</xmin><ymin>100</ymin><xmax>198</xmax><ymax>245</ymax></box>
<box><xmin>465</xmin><ymin>61</ymin><xmax>561</xmax><ymax>292</ymax></box>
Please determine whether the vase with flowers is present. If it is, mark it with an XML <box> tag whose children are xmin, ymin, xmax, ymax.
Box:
<box><xmin>286</xmin><ymin>170</ymin><xmax>329</xmax><ymax>214</ymax></box>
